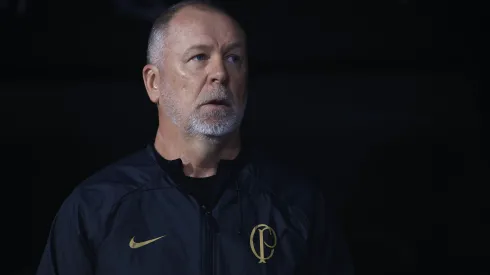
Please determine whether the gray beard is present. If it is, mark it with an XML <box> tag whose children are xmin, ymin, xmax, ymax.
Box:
<box><xmin>162</xmin><ymin>90</ymin><xmax>246</xmax><ymax>138</ymax></box>
<box><xmin>186</xmin><ymin>105</ymin><xmax>244</xmax><ymax>138</ymax></box>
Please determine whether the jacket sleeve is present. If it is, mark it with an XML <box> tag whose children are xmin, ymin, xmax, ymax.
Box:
<box><xmin>36</xmin><ymin>192</ymin><xmax>96</xmax><ymax>275</ymax></box>
<box><xmin>298</xmin><ymin>193</ymin><xmax>355</xmax><ymax>275</ymax></box>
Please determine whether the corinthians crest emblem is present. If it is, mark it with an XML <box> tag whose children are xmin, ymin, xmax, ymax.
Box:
<box><xmin>249</xmin><ymin>224</ymin><xmax>277</xmax><ymax>263</ymax></box>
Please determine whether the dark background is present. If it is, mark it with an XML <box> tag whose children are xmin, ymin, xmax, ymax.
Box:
<box><xmin>0</xmin><ymin>0</ymin><xmax>487</xmax><ymax>274</ymax></box>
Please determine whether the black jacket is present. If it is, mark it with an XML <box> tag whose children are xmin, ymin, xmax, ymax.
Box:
<box><xmin>36</xmin><ymin>143</ymin><xmax>354</xmax><ymax>275</ymax></box>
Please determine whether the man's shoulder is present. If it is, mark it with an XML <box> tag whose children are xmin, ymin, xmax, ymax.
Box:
<box><xmin>67</xmin><ymin>145</ymin><xmax>160</xmax><ymax>208</ymax></box>
<box><xmin>246</xmin><ymin>150</ymin><xmax>323</xmax><ymax>224</ymax></box>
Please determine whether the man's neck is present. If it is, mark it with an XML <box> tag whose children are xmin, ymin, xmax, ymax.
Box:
<box><xmin>154</xmin><ymin>126</ymin><xmax>241</xmax><ymax>178</ymax></box>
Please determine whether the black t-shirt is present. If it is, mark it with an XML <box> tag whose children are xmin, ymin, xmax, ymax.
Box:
<box><xmin>151</xmin><ymin>143</ymin><xmax>247</xmax><ymax>210</ymax></box>
<box><xmin>179</xmin><ymin>175</ymin><xmax>222</xmax><ymax>210</ymax></box>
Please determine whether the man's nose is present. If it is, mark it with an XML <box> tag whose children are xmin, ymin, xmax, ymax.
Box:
<box><xmin>209</xmin><ymin>57</ymin><xmax>229</xmax><ymax>85</ymax></box>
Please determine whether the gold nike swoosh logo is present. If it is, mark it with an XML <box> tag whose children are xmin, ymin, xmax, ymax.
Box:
<box><xmin>129</xmin><ymin>235</ymin><xmax>166</xmax><ymax>249</ymax></box>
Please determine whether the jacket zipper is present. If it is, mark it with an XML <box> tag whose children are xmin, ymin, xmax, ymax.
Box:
<box><xmin>201</xmin><ymin>205</ymin><xmax>216</xmax><ymax>275</ymax></box>
<box><xmin>176</xmin><ymin>185</ymin><xmax>217</xmax><ymax>275</ymax></box>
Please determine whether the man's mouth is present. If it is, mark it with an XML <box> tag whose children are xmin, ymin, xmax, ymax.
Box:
<box><xmin>205</xmin><ymin>99</ymin><xmax>229</xmax><ymax>106</ymax></box>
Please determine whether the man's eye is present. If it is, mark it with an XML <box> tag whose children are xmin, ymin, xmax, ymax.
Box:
<box><xmin>226</xmin><ymin>54</ymin><xmax>241</xmax><ymax>63</ymax></box>
<box><xmin>191</xmin><ymin>54</ymin><xmax>208</xmax><ymax>61</ymax></box>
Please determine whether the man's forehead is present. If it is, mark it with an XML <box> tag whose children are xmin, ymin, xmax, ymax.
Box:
<box><xmin>165</xmin><ymin>6</ymin><xmax>245</xmax><ymax>47</ymax></box>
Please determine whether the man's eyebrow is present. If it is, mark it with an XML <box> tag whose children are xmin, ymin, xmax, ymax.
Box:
<box><xmin>223</xmin><ymin>41</ymin><xmax>245</xmax><ymax>52</ymax></box>
<box><xmin>182</xmin><ymin>44</ymin><xmax>213</xmax><ymax>57</ymax></box>
<box><xmin>182</xmin><ymin>42</ymin><xmax>245</xmax><ymax>56</ymax></box>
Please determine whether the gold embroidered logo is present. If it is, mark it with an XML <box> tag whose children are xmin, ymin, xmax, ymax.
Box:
<box><xmin>249</xmin><ymin>224</ymin><xmax>277</xmax><ymax>263</ymax></box>
<box><xmin>129</xmin><ymin>235</ymin><xmax>166</xmax><ymax>249</ymax></box>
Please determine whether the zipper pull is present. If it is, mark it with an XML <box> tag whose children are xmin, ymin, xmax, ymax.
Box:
<box><xmin>201</xmin><ymin>204</ymin><xmax>210</xmax><ymax>215</ymax></box>
<box><xmin>201</xmin><ymin>205</ymin><xmax>220</xmax><ymax>233</ymax></box>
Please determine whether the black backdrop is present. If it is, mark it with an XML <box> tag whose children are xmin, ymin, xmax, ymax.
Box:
<box><xmin>1</xmin><ymin>0</ymin><xmax>487</xmax><ymax>274</ymax></box>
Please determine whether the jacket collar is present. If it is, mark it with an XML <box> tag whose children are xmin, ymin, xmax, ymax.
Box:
<box><xmin>145</xmin><ymin>140</ymin><xmax>253</xmax><ymax>185</ymax></box>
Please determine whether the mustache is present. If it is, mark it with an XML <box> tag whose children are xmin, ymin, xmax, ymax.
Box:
<box><xmin>198</xmin><ymin>87</ymin><xmax>233</xmax><ymax>106</ymax></box>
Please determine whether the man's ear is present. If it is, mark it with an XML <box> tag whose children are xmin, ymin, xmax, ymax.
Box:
<box><xmin>142</xmin><ymin>64</ymin><xmax>161</xmax><ymax>104</ymax></box>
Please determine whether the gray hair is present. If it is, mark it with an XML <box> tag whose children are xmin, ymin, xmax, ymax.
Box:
<box><xmin>146</xmin><ymin>0</ymin><xmax>232</xmax><ymax>66</ymax></box>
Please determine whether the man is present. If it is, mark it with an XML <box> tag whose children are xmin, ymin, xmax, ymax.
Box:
<box><xmin>36</xmin><ymin>1</ymin><xmax>354</xmax><ymax>274</ymax></box>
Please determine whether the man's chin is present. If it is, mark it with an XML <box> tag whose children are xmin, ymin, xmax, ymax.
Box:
<box><xmin>187</xmin><ymin>120</ymin><xmax>238</xmax><ymax>137</ymax></box>
<box><xmin>198</xmin><ymin>108</ymin><xmax>232</xmax><ymax>119</ymax></box>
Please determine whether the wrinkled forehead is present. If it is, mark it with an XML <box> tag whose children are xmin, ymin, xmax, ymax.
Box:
<box><xmin>165</xmin><ymin>7</ymin><xmax>246</xmax><ymax>53</ymax></box>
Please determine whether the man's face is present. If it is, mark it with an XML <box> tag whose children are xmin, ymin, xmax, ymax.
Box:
<box><xmin>159</xmin><ymin>7</ymin><xmax>248</xmax><ymax>138</ymax></box>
